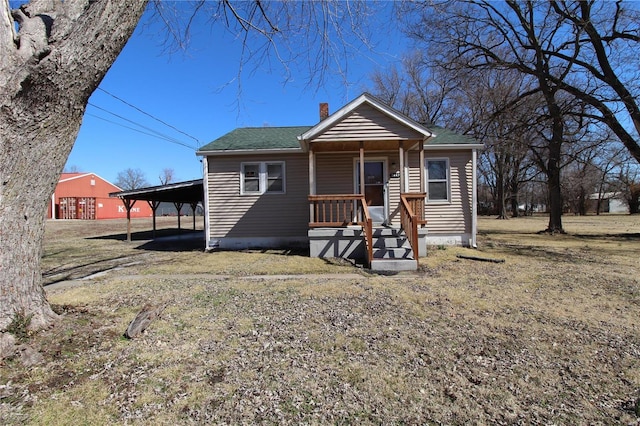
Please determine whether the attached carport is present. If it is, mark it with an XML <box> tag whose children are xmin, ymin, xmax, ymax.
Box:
<box><xmin>110</xmin><ymin>179</ymin><xmax>204</xmax><ymax>242</ymax></box>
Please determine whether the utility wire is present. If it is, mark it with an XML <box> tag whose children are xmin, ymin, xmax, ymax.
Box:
<box><xmin>97</xmin><ymin>87</ymin><xmax>201</xmax><ymax>148</ymax></box>
<box><xmin>87</xmin><ymin>102</ymin><xmax>197</xmax><ymax>150</ymax></box>
<box><xmin>86</xmin><ymin>113</ymin><xmax>196</xmax><ymax>150</ymax></box>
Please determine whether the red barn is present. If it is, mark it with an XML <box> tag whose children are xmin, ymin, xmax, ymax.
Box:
<box><xmin>48</xmin><ymin>173</ymin><xmax>153</xmax><ymax>220</ymax></box>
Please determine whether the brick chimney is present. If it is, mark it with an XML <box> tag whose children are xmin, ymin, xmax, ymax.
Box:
<box><xmin>319</xmin><ymin>103</ymin><xmax>329</xmax><ymax>121</ymax></box>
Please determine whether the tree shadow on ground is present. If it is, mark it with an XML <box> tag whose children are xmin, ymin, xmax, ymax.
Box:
<box><xmin>572</xmin><ymin>232</ymin><xmax>640</xmax><ymax>241</ymax></box>
<box><xmin>477</xmin><ymin>230</ymin><xmax>542</xmax><ymax>236</ymax></box>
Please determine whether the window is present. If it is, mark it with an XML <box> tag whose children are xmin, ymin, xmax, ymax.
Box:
<box><xmin>266</xmin><ymin>163</ymin><xmax>283</xmax><ymax>192</ymax></box>
<box><xmin>241</xmin><ymin>162</ymin><xmax>285</xmax><ymax>195</ymax></box>
<box><xmin>242</xmin><ymin>163</ymin><xmax>260</xmax><ymax>193</ymax></box>
<box><xmin>426</xmin><ymin>159</ymin><xmax>449</xmax><ymax>202</ymax></box>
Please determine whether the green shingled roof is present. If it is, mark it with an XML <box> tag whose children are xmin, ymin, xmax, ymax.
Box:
<box><xmin>426</xmin><ymin>125</ymin><xmax>478</xmax><ymax>145</ymax></box>
<box><xmin>198</xmin><ymin>126</ymin><xmax>312</xmax><ymax>152</ymax></box>
<box><xmin>198</xmin><ymin>124</ymin><xmax>478</xmax><ymax>154</ymax></box>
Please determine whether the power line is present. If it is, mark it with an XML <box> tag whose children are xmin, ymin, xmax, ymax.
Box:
<box><xmin>87</xmin><ymin>102</ymin><xmax>197</xmax><ymax>150</ymax></box>
<box><xmin>97</xmin><ymin>87</ymin><xmax>201</xmax><ymax>147</ymax></box>
<box><xmin>86</xmin><ymin>112</ymin><xmax>196</xmax><ymax>150</ymax></box>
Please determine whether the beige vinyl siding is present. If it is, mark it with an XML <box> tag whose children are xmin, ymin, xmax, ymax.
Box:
<box><xmin>207</xmin><ymin>153</ymin><xmax>309</xmax><ymax>238</ymax></box>
<box><xmin>407</xmin><ymin>150</ymin><xmax>473</xmax><ymax>235</ymax></box>
<box><xmin>315</xmin><ymin>104</ymin><xmax>424</xmax><ymax>142</ymax></box>
<box><xmin>407</xmin><ymin>151</ymin><xmax>423</xmax><ymax>193</ymax></box>
<box><xmin>315</xmin><ymin>153</ymin><xmax>354</xmax><ymax>194</ymax></box>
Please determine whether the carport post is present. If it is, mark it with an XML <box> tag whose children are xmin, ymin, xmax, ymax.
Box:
<box><xmin>147</xmin><ymin>200</ymin><xmax>161</xmax><ymax>238</ymax></box>
<box><xmin>122</xmin><ymin>198</ymin><xmax>137</xmax><ymax>242</ymax></box>
<box><xmin>174</xmin><ymin>202</ymin><xmax>184</xmax><ymax>232</ymax></box>
<box><xmin>190</xmin><ymin>202</ymin><xmax>198</xmax><ymax>230</ymax></box>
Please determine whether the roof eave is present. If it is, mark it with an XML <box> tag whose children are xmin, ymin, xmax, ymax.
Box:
<box><xmin>422</xmin><ymin>143</ymin><xmax>485</xmax><ymax>150</ymax></box>
<box><xmin>196</xmin><ymin>147</ymin><xmax>304</xmax><ymax>156</ymax></box>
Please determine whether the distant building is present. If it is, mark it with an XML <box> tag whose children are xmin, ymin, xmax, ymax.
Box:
<box><xmin>587</xmin><ymin>192</ymin><xmax>628</xmax><ymax>214</ymax></box>
<box><xmin>48</xmin><ymin>173</ymin><xmax>153</xmax><ymax>220</ymax></box>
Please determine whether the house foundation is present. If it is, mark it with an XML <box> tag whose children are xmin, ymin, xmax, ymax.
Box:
<box><xmin>309</xmin><ymin>227</ymin><xmax>428</xmax><ymax>263</ymax></box>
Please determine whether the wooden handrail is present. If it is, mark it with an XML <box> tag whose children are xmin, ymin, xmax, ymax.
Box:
<box><xmin>308</xmin><ymin>194</ymin><xmax>373</xmax><ymax>267</ymax></box>
<box><xmin>400</xmin><ymin>193</ymin><xmax>427</xmax><ymax>265</ymax></box>
<box><xmin>360</xmin><ymin>199</ymin><xmax>373</xmax><ymax>267</ymax></box>
<box><xmin>401</xmin><ymin>193</ymin><xmax>427</xmax><ymax>224</ymax></box>
<box><xmin>308</xmin><ymin>194</ymin><xmax>363</xmax><ymax>227</ymax></box>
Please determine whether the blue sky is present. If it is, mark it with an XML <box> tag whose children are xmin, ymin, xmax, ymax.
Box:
<box><xmin>66</xmin><ymin>2</ymin><xmax>408</xmax><ymax>185</ymax></box>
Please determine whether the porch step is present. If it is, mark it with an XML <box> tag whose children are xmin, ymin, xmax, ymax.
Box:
<box><xmin>370</xmin><ymin>258</ymin><xmax>418</xmax><ymax>272</ymax></box>
<box><xmin>372</xmin><ymin>228</ymin><xmax>406</xmax><ymax>247</ymax></box>
<box><xmin>373</xmin><ymin>246</ymin><xmax>413</xmax><ymax>259</ymax></box>
<box><xmin>370</xmin><ymin>227</ymin><xmax>417</xmax><ymax>271</ymax></box>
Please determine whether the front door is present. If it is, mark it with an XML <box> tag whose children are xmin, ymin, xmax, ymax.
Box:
<box><xmin>356</xmin><ymin>160</ymin><xmax>386</xmax><ymax>225</ymax></box>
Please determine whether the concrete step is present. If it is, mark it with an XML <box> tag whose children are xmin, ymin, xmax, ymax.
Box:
<box><xmin>373</xmin><ymin>247</ymin><xmax>413</xmax><ymax>259</ymax></box>
<box><xmin>373</xmin><ymin>237</ymin><xmax>408</xmax><ymax>249</ymax></box>
<box><xmin>371</xmin><ymin>227</ymin><xmax>404</xmax><ymax>237</ymax></box>
<box><xmin>370</xmin><ymin>258</ymin><xmax>418</xmax><ymax>272</ymax></box>
<box><xmin>369</xmin><ymin>227</ymin><xmax>419</xmax><ymax>271</ymax></box>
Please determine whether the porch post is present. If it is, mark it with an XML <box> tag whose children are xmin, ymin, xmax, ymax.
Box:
<box><xmin>419</xmin><ymin>140</ymin><xmax>425</xmax><ymax>193</ymax></box>
<box><xmin>308</xmin><ymin>147</ymin><xmax>315</xmax><ymax>222</ymax></box>
<box><xmin>399</xmin><ymin>141</ymin><xmax>405</xmax><ymax>193</ymax></box>
<box><xmin>359</xmin><ymin>141</ymin><xmax>365</xmax><ymax>196</ymax></box>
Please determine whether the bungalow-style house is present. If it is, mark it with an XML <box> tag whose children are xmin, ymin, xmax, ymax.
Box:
<box><xmin>197</xmin><ymin>93</ymin><xmax>483</xmax><ymax>271</ymax></box>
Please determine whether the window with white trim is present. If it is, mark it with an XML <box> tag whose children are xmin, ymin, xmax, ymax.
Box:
<box><xmin>426</xmin><ymin>159</ymin><xmax>449</xmax><ymax>202</ymax></box>
<box><xmin>241</xmin><ymin>162</ymin><xmax>285</xmax><ymax>195</ymax></box>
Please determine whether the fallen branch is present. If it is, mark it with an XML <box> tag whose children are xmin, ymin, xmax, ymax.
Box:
<box><xmin>456</xmin><ymin>254</ymin><xmax>505</xmax><ymax>264</ymax></box>
<box><xmin>124</xmin><ymin>303</ymin><xmax>166</xmax><ymax>339</ymax></box>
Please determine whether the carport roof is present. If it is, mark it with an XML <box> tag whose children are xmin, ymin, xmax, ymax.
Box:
<box><xmin>109</xmin><ymin>179</ymin><xmax>203</xmax><ymax>204</ymax></box>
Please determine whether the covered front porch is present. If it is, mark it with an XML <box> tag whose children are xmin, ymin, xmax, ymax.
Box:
<box><xmin>304</xmin><ymin>139</ymin><xmax>429</xmax><ymax>270</ymax></box>
<box><xmin>296</xmin><ymin>95</ymin><xmax>435</xmax><ymax>271</ymax></box>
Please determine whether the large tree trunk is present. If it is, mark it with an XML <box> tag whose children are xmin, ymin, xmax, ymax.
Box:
<box><xmin>629</xmin><ymin>183</ymin><xmax>640</xmax><ymax>215</ymax></box>
<box><xmin>546</xmin><ymin>131</ymin><xmax>564</xmax><ymax>233</ymax></box>
<box><xmin>0</xmin><ymin>0</ymin><xmax>147</xmax><ymax>330</ymax></box>
<box><xmin>495</xmin><ymin>180</ymin><xmax>508</xmax><ymax>219</ymax></box>
<box><xmin>494</xmin><ymin>166</ymin><xmax>508</xmax><ymax>219</ymax></box>
<box><xmin>510</xmin><ymin>177</ymin><xmax>520</xmax><ymax>218</ymax></box>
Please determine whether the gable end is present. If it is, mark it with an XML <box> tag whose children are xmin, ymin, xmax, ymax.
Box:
<box><xmin>312</xmin><ymin>103</ymin><xmax>425</xmax><ymax>142</ymax></box>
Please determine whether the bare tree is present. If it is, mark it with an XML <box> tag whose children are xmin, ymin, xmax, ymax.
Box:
<box><xmin>400</xmin><ymin>0</ymin><xmax>640</xmax><ymax>233</ymax></box>
<box><xmin>616</xmin><ymin>162</ymin><xmax>640</xmax><ymax>214</ymax></box>
<box><xmin>0</xmin><ymin>0</ymin><xmax>375</xmax><ymax>331</ymax></box>
<box><xmin>370</xmin><ymin>52</ymin><xmax>457</xmax><ymax>127</ymax></box>
<box><xmin>464</xmin><ymin>70</ymin><xmax>539</xmax><ymax>219</ymax></box>
<box><xmin>115</xmin><ymin>168</ymin><xmax>150</xmax><ymax>190</ymax></box>
<box><xmin>0</xmin><ymin>0</ymin><xmax>148</xmax><ymax>331</ymax></box>
<box><xmin>562</xmin><ymin>162</ymin><xmax>601</xmax><ymax>216</ymax></box>
<box><xmin>547</xmin><ymin>1</ymin><xmax>640</xmax><ymax>164</ymax></box>
<box><xmin>588</xmin><ymin>142</ymin><xmax>628</xmax><ymax>215</ymax></box>
<box><xmin>371</xmin><ymin>55</ymin><xmax>541</xmax><ymax>220</ymax></box>
<box><xmin>159</xmin><ymin>168</ymin><xmax>174</xmax><ymax>185</ymax></box>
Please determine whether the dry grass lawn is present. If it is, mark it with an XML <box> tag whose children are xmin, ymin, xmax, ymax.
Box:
<box><xmin>1</xmin><ymin>215</ymin><xmax>639</xmax><ymax>424</ymax></box>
